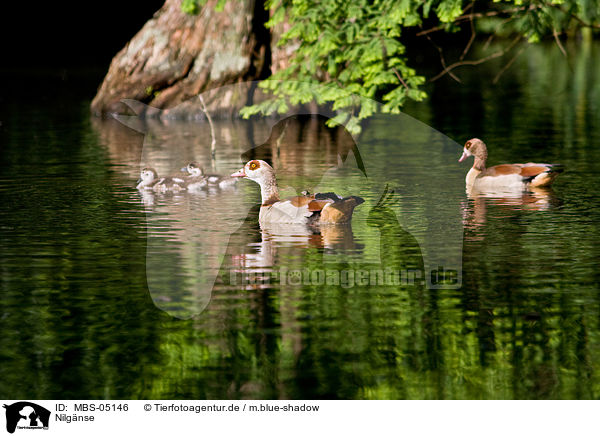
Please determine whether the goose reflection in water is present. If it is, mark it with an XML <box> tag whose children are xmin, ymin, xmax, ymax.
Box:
<box><xmin>228</xmin><ymin>222</ymin><xmax>362</xmax><ymax>292</ymax></box>
<box><xmin>462</xmin><ymin>187</ymin><xmax>562</xmax><ymax>242</ymax></box>
<box><xmin>224</xmin><ymin>185</ymin><xmax>425</xmax><ymax>296</ymax></box>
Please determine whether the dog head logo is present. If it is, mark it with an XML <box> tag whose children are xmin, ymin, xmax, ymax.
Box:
<box><xmin>3</xmin><ymin>402</ymin><xmax>50</xmax><ymax>433</ymax></box>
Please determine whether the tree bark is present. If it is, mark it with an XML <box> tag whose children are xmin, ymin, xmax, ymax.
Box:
<box><xmin>91</xmin><ymin>0</ymin><xmax>271</xmax><ymax>117</ymax></box>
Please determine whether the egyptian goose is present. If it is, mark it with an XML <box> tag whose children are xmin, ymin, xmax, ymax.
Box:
<box><xmin>181</xmin><ymin>162</ymin><xmax>237</xmax><ymax>189</ymax></box>
<box><xmin>136</xmin><ymin>167</ymin><xmax>187</xmax><ymax>192</ymax></box>
<box><xmin>458</xmin><ymin>138</ymin><xmax>564</xmax><ymax>191</ymax></box>
<box><xmin>231</xmin><ymin>160</ymin><xmax>364</xmax><ymax>225</ymax></box>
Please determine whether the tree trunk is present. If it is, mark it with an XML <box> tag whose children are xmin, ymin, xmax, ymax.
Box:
<box><xmin>91</xmin><ymin>0</ymin><xmax>271</xmax><ymax>116</ymax></box>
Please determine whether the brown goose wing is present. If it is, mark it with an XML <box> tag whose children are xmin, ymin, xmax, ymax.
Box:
<box><xmin>288</xmin><ymin>194</ymin><xmax>333</xmax><ymax>213</ymax></box>
<box><xmin>479</xmin><ymin>164</ymin><xmax>521</xmax><ymax>177</ymax></box>
<box><xmin>286</xmin><ymin>192</ymin><xmax>364</xmax><ymax>223</ymax></box>
<box><xmin>481</xmin><ymin>163</ymin><xmax>557</xmax><ymax>178</ymax></box>
<box><xmin>308</xmin><ymin>200</ymin><xmax>333</xmax><ymax>212</ymax></box>
<box><xmin>519</xmin><ymin>164</ymin><xmax>558</xmax><ymax>178</ymax></box>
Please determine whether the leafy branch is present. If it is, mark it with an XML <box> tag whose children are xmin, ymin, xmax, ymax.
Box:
<box><xmin>241</xmin><ymin>0</ymin><xmax>600</xmax><ymax>134</ymax></box>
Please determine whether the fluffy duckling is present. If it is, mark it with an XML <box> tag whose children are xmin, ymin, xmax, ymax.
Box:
<box><xmin>182</xmin><ymin>162</ymin><xmax>236</xmax><ymax>189</ymax></box>
<box><xmin>136</xmin><ymin>167</ymin><xmax>187</xmax><ymax>193</ymax></box>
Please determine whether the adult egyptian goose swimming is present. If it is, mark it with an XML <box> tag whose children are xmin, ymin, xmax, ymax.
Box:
<box><xmin>231</xmin><ymin>160</ymin><xmax>364</xmax><ymax>225</ymax></box>
<box><xmin>181</xmin><ymin>162</ymin><xmax>237</xmax><ymax>189</ymax></box>
<box><xmin>136</xmin><ymin>167</ymin><xmax>187</xmax><ymax>192</ymax></box>
<box><xmin>458</xmin><ymin>138</ymin><xmax>564</xmax><ymax>191</ymax></box>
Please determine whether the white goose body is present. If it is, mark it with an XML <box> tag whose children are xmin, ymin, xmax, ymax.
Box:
<box><xmin>231</xmin><ymin>160</ymin><xmax>363</xmax><ymax>225</ymax></box>
<box><xmin>465</xmin><ymin>167</ymin><xmax>529</xmax><ymax>192</ymax></box>
<box><xmin>259</xmin><ymin>199</ymin><xmax>313</xmax><ymax>224</ymax></box>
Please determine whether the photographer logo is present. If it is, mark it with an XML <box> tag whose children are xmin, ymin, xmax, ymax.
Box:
<box><xmin>3</xmin><ymin>402</ymin><xmax>50</xmax><ymax>433</ymax></box>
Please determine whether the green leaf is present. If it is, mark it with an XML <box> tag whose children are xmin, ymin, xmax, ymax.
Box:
<box><xmin>181</xmin><ymin>0</ymin><xmax>199</xmax><ymax>15</ymax></box>
<box><xmin>241</xmin><ymin>0</ymin><xmax>595</xmax><ymax>125</ymax></box>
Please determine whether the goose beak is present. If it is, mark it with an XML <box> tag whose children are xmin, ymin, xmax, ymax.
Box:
<box><xmin>231</xmin><ymin>168</ymin><xmax>246</xmax><ymax>178</ymax></box>
<box><xmin>458</xmin><ymin>150</ymin><xmax>468</xmax><ymax>163</ymax></box>
<box><xmin>180</xmin><ymin>167</ymin><xmax>188</xmax><ymax>173</ymax></box>
<box><xmin>136</xmin><ymin>178</ymin><xmax>142</xmax><ymax>184</ymax></box>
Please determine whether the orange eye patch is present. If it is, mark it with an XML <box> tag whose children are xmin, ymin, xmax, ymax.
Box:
<box><xmin>249</xmin><ymin>160</ymin><xmax>260</xmax><ymax>170</ymax></box>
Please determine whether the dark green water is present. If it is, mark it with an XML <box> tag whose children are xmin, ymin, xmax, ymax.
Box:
<box><xmin>1</xmin><ymin>41</ymin><xmax>600</xmax><ymax>399</ymax></box>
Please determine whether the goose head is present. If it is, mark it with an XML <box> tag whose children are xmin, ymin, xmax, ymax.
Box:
<box><xmin>231</xmin><ymin>160</ymin><xmax>279</xmax><ymax>204</ymax></box>
<box><xmin>458</xmin><ymin>138</ymin><xmax>488</xmax><ymax>163</ymax></box>
<box><xmin>231</xmin><ymin>160</ymin><xmax>275</xmax><ymax>185</ymax></box>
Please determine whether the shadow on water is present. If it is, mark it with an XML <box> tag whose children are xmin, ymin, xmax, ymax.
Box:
<box><xmin>1</xmin><ymin>41</ymin><xmax>600</xmax><ymax>399</ymax></box>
